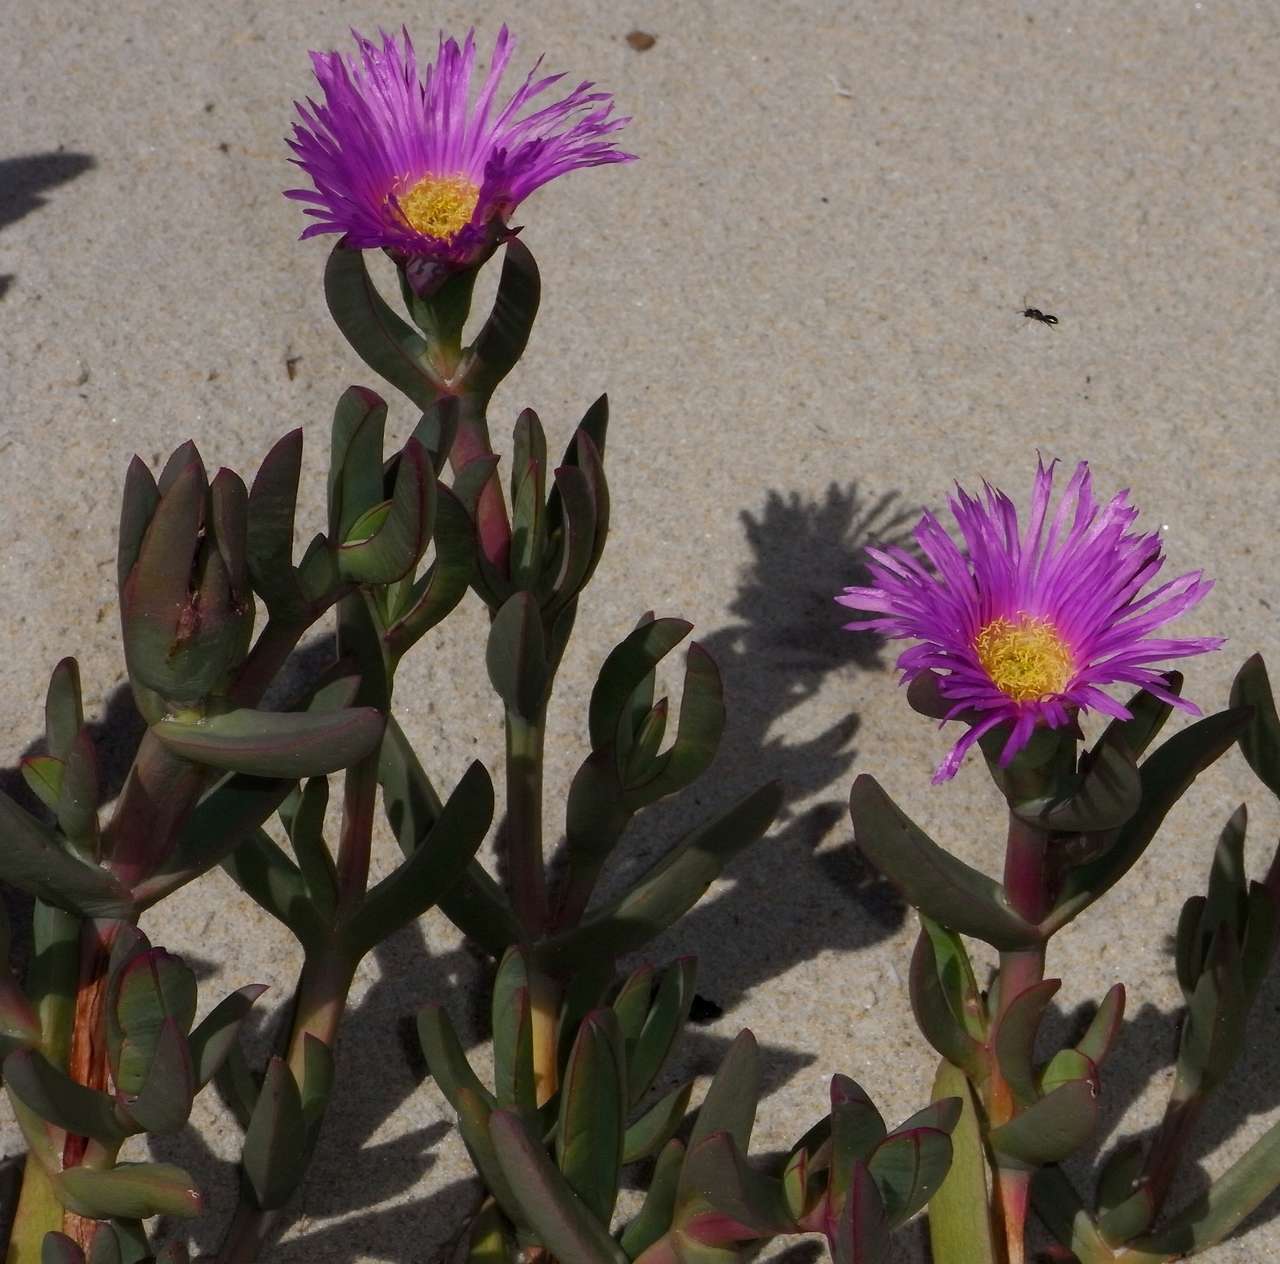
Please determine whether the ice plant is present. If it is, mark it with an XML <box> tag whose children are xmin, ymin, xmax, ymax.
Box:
<box><xmin>286</xmin><ymin>25</ymin><xmax>633</xmax><ymax>271</ymax></box>
<box><xmin>837</xmin><ymin>458</ymin><xmax>1223</xmax><ymax>781</ymax></box>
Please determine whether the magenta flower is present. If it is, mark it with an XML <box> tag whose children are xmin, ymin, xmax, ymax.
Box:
<box><xmin>837</xmin><ymin>460</ymin><xmax>1223</xmax><ymax>782</ymax></box>
<box><xmin>286</xmin><ymin>26</ymin><xmax>633</xmax><ymax>265</ymax></box>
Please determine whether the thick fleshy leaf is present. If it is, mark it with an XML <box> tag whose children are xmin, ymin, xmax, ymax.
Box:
<box><xmin>993</xmin><ymin>979</ymin><xmax>1061</xmax><ymax>1107</ymax></box>
<box><xmin>491</xmin><ymin>948</ymin><xmax>536</xmax><ymax>1115</ymax></box>
<box><xmin>850</xmin><ymin>776</ymin><xmax>1040</xmax><ymax>950</ymax></box>
<box><xmin>246</xmin><ymin>429</ymin><xmax>310</xmax><ymax>619</ymax></box>
<box><xmin>416</xmin><ymin>1005</ymin><xmax>496</xmax><ymax>1112</ymax></box>
<box><xmin>325</xmin><ymin>244</ymin><xmax>442</xmax><ymax>412</ymax></box>
<box><xmin>1046</xmin><ymin>708</ymin><xmax>1251</xmax><ymax>934</ymax></box>
<box><xmin>1131</xmin><ymin>1112</ymin><xmax>1280</xmax><ymax>1258</ymax></box>
<box><xmin>119</xmin><ymin>1016</ymin><xmax>194</xmax><ymax>1134</ymax></box>
<box><xmin>589</xmin><ymin>620</ymin><xmax>692</xmax><ymax>752</ymax></box>
<box><xmin>41</xmin><ymin>1234</ymin><xmax>85</xmax><ymax>1264</ymax></box>
<box><xmin>868</xmin><ymin>1126</ymin><xmax>953</xmax><ymax>1227</ymax></box>
<box><xmin>486</xmin><ymin>593</ymin><xmax>548</xmax><ymax>720</ymax></box>
<box><xmin>1231</xmin><ymin>654</ymin><xmax>1280</xmax><ymax>799</ymax></box>
<box><xmin>624</xmin><ymin>1081</ymin><xmax>693</xmax><ymax>1164</ymax></box>
<box><xmin>466</xmin><ymin>239</ymin><xmax>541</xmax><ymax>400</ymax></box>
<box><xmin>339</xmin><ymin>438</ymin><xmax>436</xmax><ymax>585</ymax></box>
<box><xmin>329</xmin><ymin>384</ymin><xmax>390</xmax><ymax>539</ymax></box>
<box><xmin>829</xmin><ymin>1076</ymin><xmax>888</xmax><ymax>1209</ymax></box>
<box><xmin>188</xmin><ymin>984</ymin><xmax>268</xmax><ymax>1089</ymax></box>
<box><xmin>489</xmin><ymin>1109</ymin><xmax>627</xmax><ymax>1263</ymax></box>
<box><xmin>3</xmin><ymin>1049</ymin><xmax>128</xmax><ymax>1147</ymax></box>
<box><xmin>624</xmin><ymin>646</ymin><xmax>725</xmax><ymax>807</ymax></box>
<box><xmin>677</xmin><ymin>1131</ymin><xmax>793</xmax><ymax>1240</ymax></box>
<box><xmin>620</xmin><ymin>1138</ymin><xmax>685</xmax><ymax>1259</ymax></box>
<box><xmin>106</xmin><ymin>939</ymin><xmax>198</xmax><ymax>1093</ymax></box>
<box><xmin>135</xmin><ymin>772</ymin><xmax>296</xmax><ymax>909</ymax></box>
<box><xmin>1013</xmin><ymin>740</ymin><xmax>1141</xmax><ymax>834</ymax></box>
<box><xmin>988</xmin><ymin>1079</ymin><xmax>1099</xmax><ymax>1167</ymax></box>
<box><xmin>628</xmin><ymin>958</ymin><xmax>697</xmax><ymax>1106</ymax></box>
<box><xmin>1074</xmin><ymin>984</ymin><xmax>1126</xmax><ymax>1068</ymax></box>
<box><xmin>154</xmin><ymin>706</ymin><xmax>384</xmax><ymax>779</ymax></box>
<box><xmin>1179</xmin><ymin>927</ymin><xmax>1247</xmax><ymax>1093</ymax></box>
<box><xmin>1030</xmin><ymin>1165</ymin><xmax>1116</xmax><ymax>1264</ymax></box>
<box><xmin>56</xmin><ymin>1163</ymin><xmax>201</xmax><ymax>1221</ymax></box>
<box><xmin>926</xmin><ymin>1063</ymin><xmax>997</xmax><ymax>1264</ymax></box>
<box><xmin>831</xmin><ymin>1163</ymin><xmax>891</xmax><ymax>1264</ymax></box>
<box><xmin>612</xmin><ymin>964</ymin><xmax>656</xmax><ymax>1042</ymax></box>
<box><xmin>380</xmin><ymin>717</ymin><xmax>521</xmax><ymax>956</ymax></box>
<box><xmin>117</xmin><ymin>456</ymin><xmax>160</xmax><ymax>591</ymax></box>
<box><xmin>1101</xmin><ymin>674</ymin><xmax>1183</xmax><ymax>760</ymax></box>
<box><xmin>537</xmin><ymin>783</ymin><xmax>782</xmax><ymax>972</ymax></box>
<box><xmin>557</xmin><ymin>1009</ymin><xmax>626</xmax><ymax>1223</ymax></box>
<box><xmin>0</xmin><ymin>789</ymin><xmax>133</xmax><ymax>918</ymax></box>
<box><xmin>687</xmin><ymin>1030</ymin><xmax>759</xmax><ymax>1159</ymax></box>
<box><xmin>543</xmin><ymin>463</ymin><xmax>596</xmax><ymax>610</ymax></box>
<box><xmin>343</xmin><ymin>761</ymin><xmax>493</xmax><ymax>956</ymax></box>
<box><xmin>45</xmin><ymin>657</ymin><xmax>84</xmax><ymax>761</ymax></box>
<box><xmin>220</xmin><ymin>830</ymin><xmax>327</xmax><ymax>949</ymax></box>
<box><xmin>909</xmin><ymin>924</ymin><xmax>985</xmax><ymax>1078</ymax></box>
<box><xmin>242</xmin><ymin>1057</ymin><xmax>306</xmax><ymax>1209</ymax></box>
<box><xmin>55</xmin><ymin>729</ymin><xmax>100</xmax><ymax>843</ymax></box>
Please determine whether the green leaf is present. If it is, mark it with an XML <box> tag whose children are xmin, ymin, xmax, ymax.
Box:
<box><xmin>289</xmin><ymin>777</ymin><xmax>337</xmax><ymax>922</ymax></box>
<box><xmin>242</xmin><ymin>1056</ymin><xmax>306</xmax><ymax>1209</ymax></box>
<box><xmin>338</xmin><ymin>438</ymin><xmax>436</xmax><ymax>585</ymax></box>
<box><xmin>1030</xmin><ymin>1164</ymin><xmax>1115</xmax><ymax>1264</ymax></box>
<box><xmin>1231</xmin><ymin>654</ymin><xmax>1280</xmax><ymax>799</ymax></box>
<box><xmin>1101</xmin><ymin>674</ymin><xmax>1182</xmax><ymax>759</ymax></box>
<box><xmin>246</xmin><ymin>429</ymin><xmax>309</xmax><ymax>620</ymax></box>
<box><xmin>868</xmin><ymin>1125</ymin><xmax>953</xmax><ymax>1228</ymax></box>
<box><xmin>380</xmin><ymin>717</ymin><xmax>520</xmax><ymax>956</ymax></box>
<box><xmin>624</xmin><ymin>1081</ymin><xmax>693</xmax><ymax>1163</ymax></box>
<box><xmin>624</xmin><ymin>645</ymin><xmax>725</xmax><ymax>807</ymax></box>
<box><xmin>1203</xmin><ymin>803</ymin><xmax>1249</xmax><ymax>947</ymax></box>
<box><xmin>687</xmin><ymin>1030</ymin><xmax>759</xmax><ymax>1158</ymax></box>
<box><xmin>489</xmin><ymin>1110</ymin><xmax>628</xmax><ymax>1263</ymax></box>
<box><xmin>628</xmin><ymin>958</ymin><xmax>697</xmax><ymax>1105</ymax></box>
<box><xmin>220</xmin><ymin>830</ymin><xmax>326</xmax><ymax>948</ymax></box>
<box><xmin>486</xmin><ymin>593</ymin><xmax>548</xmax><ymax>721</ymax></box>
<box><xmin>993</xmin><ymin>978</ymin><xmax>1061</xmax><ymax>1107</ymax></box>
<box><xmin>0</xmin><ymin>788</ymin><xmax>133</xmax><ymax>918</ymax></box>
<box><xmin>909</xmin><ymin>923</ymin><xmax>985</xmax><ymax>1078</ymax></box>
<box><xmin>135</xmin><ymin>771</ymin><xmax>295</xmax><ymax>908</ymax></box>
<box><xmin>417</xmin><ymin>1005</ymin><xmax>496</xmax><ymax>1114</ymax></box>
<box><xmin>1179</xmin><ymin>927</ymin><xmax>1247</xmax><ymax>1093</ymax></box>
<box><xmin>677</xmin><ymin>1131</ymin><xmax>793</xmax><ymax>1239</ymax></box>
<box><xmin>492</xmin><ymin>948</ymin><xmax>536</xmax><ymax>1115</ymax></box>
<box><xmin>988</xmin><ymin>1079</ymin><xmax>1099</xmax><ymax>1167</ymax></box>
<box><xmin>117</xmin><ymin>456</ymin><xmax>160</xmax><ymax>591</ymax></box>
<box><xmin>537</xmin><ymin>783</ymin><xmax>782</xmax><ymax>973</ymax></box>
<box><xmin>1130</xmin><ymin>1111</ymin><xmax>1280</xmax><ymax>1257</ymax></box>
<box><xmin>343</xmin><ymin>760</ymin><xmax>493</xmax><ymax>956</ymax></box>
<box><xmin>188</xmin><ymin>984</ymin><xmax>268</xmax><ymax>1089</ymax></box>
<box><xmin>926</xmin><ymin>1063</ymin><xmax>997</xmax><ymax>1264</ymax></box>
<box><xmin>1076</xmin><ymin>983</ymin><xmax>1126</xmax><ymax>1066</ymax></box>
<box><xmin>1047</xmin><ymin>707</ymin><xmax>1251</xmax><ymax>934</ymax></box>
<box><xmin>466</xmin><ymin>239</ymin><xmax>542</xmax><ymax>399</ymax></box>
<box><xmin>589</xmin><ymin>620</ymin><xmax>692</xmax><ymax>752</ymax></box>
<box><xmin>850</xmin><ymin>775</ymin><xmax>1039</xmax><ymax>950</ymax></box>
<box><xmin>557</xmin><ymin>1009</ymin><xmax>626</xmax><ymax>1223</ymax></box>
<box><xmin>120</xmin><ymin>1016</ymin><xmax>193</xmax><ymax>1134</ymax></box>
<box><xmin>831</xmin><ymin>1162</ymin><xmax>891</xmax><ymax>1264</ymax></box>
<box><xmin>299</xmin><ymin>1034</ymin><xmax>335</xmax><ymax>1141</ymax></box>
<box><xmin>543</xmin><ymin>464</ymin><xmax>597</xmax><ymax>611</ymax></box>
<box><xmin>153</xmin><ymin>706</ymin><xmax>385</xmax><ymax>779</ymax></box>
<box><xmin>611</xmin><ymin>964</ymin><xmax>656</xmax><ymax>1042</ymax></box>
<box><xmin>55</xmin><ymin>729</ymin><xmax>100</xmax><ymax>843</ymax></box>
<box><xmin>41</xmin><ymin>1233</ymin><xmax>85</xmax><ymax>1264</ymax></box>
<box><xmin>1013</xmin><ymin>739</ymin><xmax>1140</xmax><ymax>834</ymax></box>
<box><xmin>21</xmin><ymin>754</ymin><xmax>63</xmax><ymax>810</ymax></box>
<box><xmin>45</xmin><ymin>657</ymin><xmax>85</xmax><ymax>761</ymax></box>
<box><xmin>325</xmin><ymin>243</ymin><xmax>443</xmax><ymax>412</ymax></box>
<box><xmin>3</xmin><ymin>1049</ymin><xmax>128</xmax><ymax>1146</ymax></box>
<box><xmin>829</xmin><ymin>1075</ymin><xmax>888</xmax><ymax>1209</ymax></box>
<box><xmin>56</xmin><ymin>1163</ymin><xmax>201</xmax><ymax>1221</ymax></box>
<box><xmin>620</xmin><ymin>1138</ymin><xmax>684</xmax><ymax>1258</ymax></box>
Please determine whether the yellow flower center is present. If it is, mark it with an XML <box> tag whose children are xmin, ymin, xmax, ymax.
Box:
<box><xmin>974</xmin><ymin>613</ymin><xmax>1074</xmax><ymax>702</ymax></box>
<box><xmin>395</xmin><ymin>173</ymin><xmax>480</xmax><ymax>241</ymax></box>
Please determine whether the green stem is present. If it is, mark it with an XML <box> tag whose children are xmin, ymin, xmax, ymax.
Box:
<box><xmin>284</xmin><ymin>944</ymin><xmax>358</xmax><ymax>1084</ymax></box>
<box><xmin>229</xmin><ymin>617</ymin><xmax>310</xmax><ymax>708</ymax></box>
<box><xmin>504</xmin><ymin>707</ymin><xmax>547</xmax><ymax>936</ymax></box>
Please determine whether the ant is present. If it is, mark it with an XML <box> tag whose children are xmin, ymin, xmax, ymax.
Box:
<box><xmin>1021</xmin><ymin>304</ymin><xmax>1058</xmax><ymax>327</ymax></box>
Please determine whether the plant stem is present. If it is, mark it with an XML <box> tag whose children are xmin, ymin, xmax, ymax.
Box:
<box><xmin>449</xmin><ymin>395</ymin><xmax>511</xmax><ymax>577</ymax></box>
<box><xmin>990</xmin><ymin>812</ymin><xmax>1051</xmax><ymax>1264</ymax></box>
<box><xmin>284</xmin><ymin>944</ymin><xmax>358</xmax><ymax>1084</ymax></box>
<box><xmin>229</xmin><ymin>617</ymin><xmax>310</xmax><ymax>708</ymax></box>
<box><xmin>504</xmin><ymin>707</ymin><xmax>547</xmax><ymax>936</ymax></box>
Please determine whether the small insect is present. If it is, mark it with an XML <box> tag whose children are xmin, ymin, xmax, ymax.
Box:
<box><xmin>1022</xmin><ymin>306</ymin><xmax>1059</xmax><ymax>327</ymax></box>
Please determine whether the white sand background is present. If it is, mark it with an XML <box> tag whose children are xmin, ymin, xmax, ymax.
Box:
<box><xmin>2</xmin><ymin>0</ymin><xmax>1279</xmax><ymax>1259</ymax></box>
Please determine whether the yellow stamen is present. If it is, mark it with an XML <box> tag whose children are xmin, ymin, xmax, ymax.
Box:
<box><xmin>975</xmin><ymin>613</ymin><xmax>1074</xmax><ymax>702</ymax></box>
<box><xmin>395</xmin><ymin>173</ymin><xmax>480</xmax><ymax>241</ymax></box>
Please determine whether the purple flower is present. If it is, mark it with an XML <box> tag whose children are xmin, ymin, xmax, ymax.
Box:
<box><xmin>837</xmin><ymin>460</ymin><xmax>1223</xmax><ymax>782</ymax></box>
<box><xmin>286</xmin><ymin>26</ymin><xmax>633</xmax><ymax>264</ymax></box>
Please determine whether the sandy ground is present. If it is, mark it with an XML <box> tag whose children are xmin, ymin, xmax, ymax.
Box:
<box><xmin>3</xmin><ymin>0</ymin><xmax>1280</xmax><ymax>1259</ymax></box>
